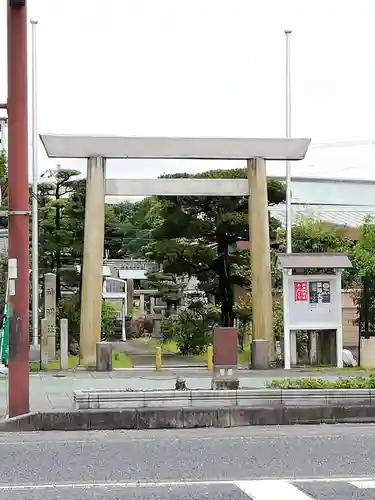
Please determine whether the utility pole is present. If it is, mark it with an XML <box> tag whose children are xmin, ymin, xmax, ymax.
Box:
<box><xmin>31</xmin><ymin>19</ymin><xmax>39</xmax><ymax>347</ymax></box>
<box><xmin>7</xmin><ymin>0</ymin><xmax>30</xmax><ymax>417</ymax></box>
<box><xmin>285</xmin><ymin>29</ymin><xmax>297</xmax><ymax>366</ymax></box>
<box><xmin>285</xmin><ymin>30</ymin><xmax>292</xmax><ymax>253</ymax></box>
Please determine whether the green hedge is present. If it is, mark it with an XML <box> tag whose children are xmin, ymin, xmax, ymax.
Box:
<box><xmin>266</xmin><ymin>377</ymin><xmax>375</xmax><ymax>389</ymax></box>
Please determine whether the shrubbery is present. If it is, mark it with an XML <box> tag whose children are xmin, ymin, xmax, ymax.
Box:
<box><xmin>101</xmin><ymin>300</ymin><xmax>118</xmax><ymax>340</ymax></box>
<box><xmin>57</xmin><ymin>295</ymin><xmax>118</xmax><ymax>352</ymax></box>
<box><xmin>161</xmin><ymin>302</ymin><xmax>220</xmax><ymax>355</ymax></box>
<box><xmin>266</xmin><ymin>376</ymin><xmax>375</xmax><ymax>389</ymax></box>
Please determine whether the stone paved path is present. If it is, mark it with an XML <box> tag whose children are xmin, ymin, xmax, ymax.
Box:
<box><xmin>114</xmin><ymin>339</ymin><xmax>206</xmax><ymax>367</ymax></box>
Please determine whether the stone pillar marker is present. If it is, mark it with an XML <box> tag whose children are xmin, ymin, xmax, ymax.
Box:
<box><xmin>40</xmin><ymin>318</ymin><xmax>48</xmax><ymax>370</ymax></box>
<box><xmin>309</xmin><ymin>331</ymin><xmax>318</xmax><ymax>365</ymax></box>
<box><xmin>150</xmin><ymin>296</ymin><xmax>155</xmax><ymax>315</ymax></box>
<box><xmin>60</xmin><ymin>318</ymin><xmax>69</xmax><ymax>370</ymax></box>
<box><xmin>44</xmin><ymin>272</ymin><xmax>56</xmax><ymax>359</ymax></box>
<box><xmin>139</xmin><ymin>293</ymin><xmax>145</xmax><ymax>314</ymax></box>
<box><xmin>127</xmin><ymin>279</ymin><xmax>134</xmax><ymax>316</ymax></box>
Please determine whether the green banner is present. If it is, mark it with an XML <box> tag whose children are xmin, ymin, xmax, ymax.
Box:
<box><xmin>0</xmin><ymin>303</ymin><xmax>8</xmax><ymax>365</ymax></box>
<box><xmin>1</xmin><ymin>303</ymin><xmax>8</xmax><ymax>363</ymax></box>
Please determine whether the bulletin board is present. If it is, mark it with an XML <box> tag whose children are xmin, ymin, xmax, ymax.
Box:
<box><xmin>286</xmin><ymin>275</ymin><xmax>341</xmax><ymax>329</ymax></box>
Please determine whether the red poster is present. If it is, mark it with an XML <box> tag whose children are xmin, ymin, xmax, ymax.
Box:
<box><xmin>294</xmin><ymin>281</ymin><xmax>308</xmax><ymax>301</ymax></box>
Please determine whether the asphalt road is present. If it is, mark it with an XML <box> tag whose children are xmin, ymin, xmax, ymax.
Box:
<box><xmin>1</xmin><ymin>425</ymin><xmax>375</xmax><ymax>499</ymax></box>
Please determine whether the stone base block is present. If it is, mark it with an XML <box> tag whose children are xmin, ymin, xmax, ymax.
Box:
<box><xmin>251</xmin><ymin>339</ymin><xmax>269</xmax><ymax>369</ymax></box>
<box><xmin>96</xmin><ymin>342</ymin><xmax>113</xmax><ymax>371</ymax></box>
<box><xmin>360</xmin><ymin>338</ymin><xmax>375</xmax><ymax>369</ymax></box>
<box><xmin>213</xmin><ymin>327</ymin><xmax>237</xmax><ymax>368</ymax></box>
<box><xmin>211</xmin><ymin>377</ymin><xmax>240</xmax><ymax>390</ymax></box>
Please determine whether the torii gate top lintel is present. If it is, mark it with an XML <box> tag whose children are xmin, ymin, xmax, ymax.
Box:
<box><xmin>40</xmin><ymin>134</ymin><xmax>311</xmax><ymax>161</ymax></box>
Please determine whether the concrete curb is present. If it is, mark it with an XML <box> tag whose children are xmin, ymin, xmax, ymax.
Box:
<box><xmin>2</xmin><ymin>405</ymin><xmax>375</xmax><ymax>431</ymax></box>
<box><xmin>73</xmin><ymin>388</ymin><xmax>375</xmax><ymax>410</ymax></box>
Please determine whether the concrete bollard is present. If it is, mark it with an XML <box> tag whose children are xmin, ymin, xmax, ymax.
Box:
<box><xmin>96</xmin><ymin>342</ymin><xmax>113</xmax><ymax>372</ymax></box>
<box><xmin>207</xmin><ymin>345</ymin><xmax>213</xmax><ymax>371</ymax></box>
<box><xmin>211</xmin><ymin>368</ymin><xmax>239</xmax><ymax>390</ymax></box>
<box><xmin>60</xmin><ymin>318</ymin><xmax>69</xmax><ymax>370</ymax></box>
<box><xmin>155</xmin><ymin>346</ymin><xmax>162</xmax><ymax>370</ymax></box>
<box><xmin>251</xmin><ymin>339</ymin><xmax>269</xmax><ymax>369</ymax></box>
<box><xmin>40</xmin><ymin>318</ymin><xmax>49</xmax><ymax>371</ymax></box>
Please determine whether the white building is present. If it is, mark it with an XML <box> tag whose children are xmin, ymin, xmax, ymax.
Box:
<box><xmin>267</xmin><ymin>140</ymin><xmax>375</xmax><ymax>229</ymax></box>
<box><xmin>269</xmin><ymin>175</ymin><xmax>375</xmax><ymax>229</ymax></box>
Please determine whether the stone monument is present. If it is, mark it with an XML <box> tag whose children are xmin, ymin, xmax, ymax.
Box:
<box><xmin>44</xmin><ymin>273</ymin><xmax>56</xmax><ymax>359</ymax></box>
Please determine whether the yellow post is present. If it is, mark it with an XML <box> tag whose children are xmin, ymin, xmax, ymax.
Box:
<box><xmin>207</xmin><ymin>345</ymin><xmax>213</xmax><ymax>371</ymax></box>
<box><xmin>155</xmin><ymin>346</ymin><xmax>162</xmax><ymax>370</ymax></box>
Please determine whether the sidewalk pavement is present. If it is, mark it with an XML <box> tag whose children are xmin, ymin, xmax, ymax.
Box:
<box><xmin>0</xmin><ymin>367</ymin><xmax>367</xmax><ymax>418</ymax></box>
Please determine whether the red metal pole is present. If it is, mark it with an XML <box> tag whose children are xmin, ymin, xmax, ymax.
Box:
<box><xmin>7</xmin><ymin>2</ymin><xmax>30</xmax><ymax>417</ymax></box>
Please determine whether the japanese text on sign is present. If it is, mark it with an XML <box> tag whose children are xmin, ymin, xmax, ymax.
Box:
<box><xmin>294</xmin><ymin>281</ymin><xmax>308</xmax><ymax>302</ymax></box>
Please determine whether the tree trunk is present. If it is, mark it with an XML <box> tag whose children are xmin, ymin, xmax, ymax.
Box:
<box><xmin>216</xmin><ymin>233</ymin><xmax>234</xmax><ymax>328</ymax></box>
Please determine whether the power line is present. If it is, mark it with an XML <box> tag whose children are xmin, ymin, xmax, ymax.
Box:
<box><xmin>311</xmin><ymin>140</ymin><xmax>375</xmax><ymax>148</ymax></box>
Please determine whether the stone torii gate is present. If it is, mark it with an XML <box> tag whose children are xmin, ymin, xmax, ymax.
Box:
<box><xmin>40</xmin><ymin>134</ymin><xmax>310</xmax><ymax>369</ymax></box>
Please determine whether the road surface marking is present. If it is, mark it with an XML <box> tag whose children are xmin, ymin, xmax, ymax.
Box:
<box><xmin>0</xmin><ymin>477</ymin><xmax>373</xmax><ymax>491</ymax></box>
<box><xmin>350</xmin><ymin>480</ymin><xmax>375</xmax><ymax>489</ymax></box>
<box><xmin>235</xmin><ymin>480</ymin><xmax>314</xmax><ymax>499</ymax></box>
<box><xmin>0</xmin><ymin>481</ymin><xmax>233</xmax><ymax>490</ymax></box>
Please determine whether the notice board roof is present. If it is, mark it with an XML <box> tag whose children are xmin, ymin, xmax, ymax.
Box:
<box><xmin>277</xmin><ymin>253</ymin><xmax>352</xmax><ymax>269</ymax></box>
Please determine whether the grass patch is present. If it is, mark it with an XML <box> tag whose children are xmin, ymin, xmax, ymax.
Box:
<box><xmin>29</xmin><ymin>350</ymin><xmax>133</xmax><ymax>372</ymax></box>
<box><xmin>112</xmin><ymin>350</ymin><xmax>133</xmax><ymax>368</ymax></box>
<box><xmin>159</xmin><ymin>339</ymin><xmax>179</xmax><ymax>353</ymax></box>
<box><xmin>47</xmin><ymin>356</ymin><xmax>80</xmax><ymax>370</ymax></box>
<box><xmin>238</xmin><ymin>344</ymin><xmax>251</xmax><ymax>366</ymax></box>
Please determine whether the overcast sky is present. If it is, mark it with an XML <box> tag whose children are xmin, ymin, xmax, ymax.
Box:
<box><xmin>1</xmin><ymin>0</ymin><xmax>375</xmax><ymax>181</ymax></box>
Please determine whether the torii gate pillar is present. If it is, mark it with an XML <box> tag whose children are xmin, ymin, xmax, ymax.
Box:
<box><xmin>248</xmin><ymin>158</ymin><xmax>274</xmax><ymax>365</ymax></box>
<box><xmin>79</xmin><ymin>156</ymin><xmax>106</xmax><ymax>367</ymax></box>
